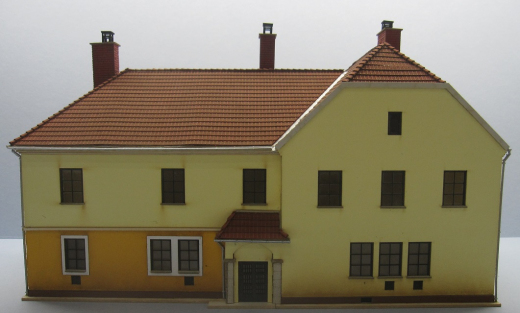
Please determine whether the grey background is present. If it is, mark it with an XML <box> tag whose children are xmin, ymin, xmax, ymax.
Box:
<box><xmin>1</xmin><ymin>0</ymin><xmax>519</xmax><ymax>238</ymax></box>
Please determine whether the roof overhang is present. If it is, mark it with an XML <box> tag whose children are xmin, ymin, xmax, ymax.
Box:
<box><xmin>7</xmin><ymin>145</ymin><xmax>278</xmax><ymax>155</ymax></box>
<box><xmin>273</xmin><ymin>82</ymin><xmax>509</xmax><ymax>152</ymax></box>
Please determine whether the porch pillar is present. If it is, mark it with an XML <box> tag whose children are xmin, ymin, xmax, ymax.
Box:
<box><xmin>272</xmin><ymin>259</ymin><xmax>283</xmax><ymax>304</ymax></box>
<box><xmin>224</xmin><ymin>259</ymin><xmax>234</xmax><ymax>304</ymax></box>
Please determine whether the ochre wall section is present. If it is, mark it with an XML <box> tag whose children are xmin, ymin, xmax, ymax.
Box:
<box><xmin>278</xmin><ymin>87</ymin><xmax>505</xmax><ymax>298</ymax></box>
<box><xmin>25</xmin><ymin>231</ymin><xmax>221</xmax><ymax>292</ymax></box>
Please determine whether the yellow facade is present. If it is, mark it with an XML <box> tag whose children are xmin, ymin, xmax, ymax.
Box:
<box><xmin>17</xmin><ymin>84</ymin><xmax>506</xmax><ymax>302</ymax></box>
<box><xmin>21</xmin><ymin>154</ymin><xmax>281</xmax><ymax>228</ymax></box>
<box><xmin>278</xmin><ymin>86</ymin><xmax>505</xmax><ymax>298</ymax></box>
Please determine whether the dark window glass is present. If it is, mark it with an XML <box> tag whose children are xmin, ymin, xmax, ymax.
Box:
<box><xmin>150</xmin><ymin>239</ymin><xmax>172</xmax><ymax>272</ymax></box>
<box><xmin>379</xmin><ymin>242</ymin><xmax>402</xmax><ymax>276</ymax></box>
<box><xmin>408</xmin><ymin>242</ymin><xmax>431</xmax><ymax>276</ymax></box>
<box><xmin>184</xmin><ymin>276</ymin><xmax>194</xmax><ymax>285</ymax></box>
<box><xmin>381</xmin><ymin>171</ymin><xmax>405</xmax><ymax>206</ymax></box>
<box><xmin>385</xmin><ymin>281</ymin><xmax>395</xmax><ymax>290</ymax></box>
<box><xmin>71</xmin><ymin>276</ymin><xmax>81</xmax><ymax>285</ymax></box>
<box><xmin>178</xmin><ymin>240</ymin><xmax>199</xmax><ymax>271</ymax></box>
<box><xmin>162</xmin><ymin>169</ymin><xmax>185</xmax><ymax>204</ymax></box>
<box><xmin>243</xmin><ymin>169</ymin><xmax>266</xmax><ymax>204</ymax></box>
<box><xmin>60</xmin><ymin>169</ymin><xmax>83</xmax><ymax>203</ymax></box>
<box><xmin>64</xmin><ymin>238</ymin><xmax>86</xmax><ymax>271</ymax></box>
<box><xmin>388</xmin><ymin>112</ymin><xmax>402</xmax><ymax>135</ymax></box>
<box><xmin>350</xmin><ymin>243</ymin><xmax>373</xmax><ymax>277</ymax></box>
<box><xmin>413</xmin><ymin>280</ymin><xmax>423</xmax><ymax>290</ymax></box>
<box><xmin>443</xmin><ymin>171</ymin><xmax>467</xmax><ymax>206</ymax></box>
<box><xmin>318</xmin><ymin>171</ymin><xmax>342</xmax><ymax>206</ymax></box>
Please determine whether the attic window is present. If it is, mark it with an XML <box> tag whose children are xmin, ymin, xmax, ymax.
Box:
<box><xmin>388</xmin><ymin>112</ymin><xmax>402</xmax><ymax>135</ymax></box>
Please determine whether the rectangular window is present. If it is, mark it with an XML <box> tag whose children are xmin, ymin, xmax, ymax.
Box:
<box><xmin>388</xmin><ymin>112</ymin><xmax>402</xmax><ymax>135</ymax></box>
<box><xmin>161</xmin><ymin>169</ymin><xmax>185</xmax><ymax>204</ymax></box>
<box><xmin>178</xmin><ymin>240</ymin><xmax>200</xmax><ymax>272</ymax></box>
<box><xmin>147</xmin><ymin>236</ymin><xmax>202</xmax><ymax>276</ymax></box>
<box><xmin>379</xmin><ymin>242</ymin><xmax>402</xmax><ymax>276</ymax></box>
<box><xmin>407</xmin><ymin>242</ymin><xmax>431</xmax><ymax>276</ymax></box>
<box><xmin>60</xmin><ymin>169</ymin><xmax>84</xmax><ymax>203</ymax></box>
<box><xmin>443</xmin><ymin>171</ymin><xmax>467</xmax><ymax>206</ymax></box>
<box><xmin>318</xmin><ymin>171</ymin><xmax>342</xmax><ymax>207</ymax></box>
<box><xmin>61</xmin><ymin>235</ymin><xmax>89</xmax><ymax>275</ymax></box>
<box><xmin>350</xmin><ymin>243</ymin><xmax>373</xmax><ymax>277</ymax></box>
<box><xmin>243</xmin><ymin>169</ymin><xmax>266</xmax><ymax>204</ymax></box>
<box><xmin>381</xmin><ymin>171</ymin><xmax>405</xmax><ymax>207</ymax></box>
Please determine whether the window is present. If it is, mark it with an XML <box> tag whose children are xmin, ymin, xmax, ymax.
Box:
<box><xmin>147</xmin><ymin>236</ymin><xmax>202</xmax><ymax>276</ymax></box>
<box><xmin>318</xmin><ymin>171</ymin><xmax>342</xmax><ymax>207</ymax></box>
<box><xmin>407</xmin><ymin>242</ymin><xmax>431</xmax><ymax>276</ymax></box>
<box><xmin>161</xmin><ymin>169</ymin><xmax>185</xmax><ymax>204</ymax></box>
<box><xmin>350</xmin><ymin>243</ymin><xmax>373</xmax><ymax>277</ymax></box>
<box><xmin>388</xmin><ymin>112</ymin><xmax>402</xmax><ymax>135</ymax></box>
<box><xmin>381</xmin><ymin>171</ymin><xmax>405</xmax><ymax>207</ymax></box>
<box><xmin>60</xmin><ymin>169</ymin><xmax>84</xmax><ymax>204</ymax></box>
<box><xmin>442</xmin><ymin>171</ymin><xmax>467</xmax><ymax>206</ymax></box>
<box><xmin>61</xmin><ymin>235</ymin><xmax>89</xmax><ymax>275</ymax></box>
<box><xmin>379</xmin><ymin>242</ymin><xmax>402</xmax><ymax>276</ymax></box>
<box><xmin>413</xmin><ymin>280</ymin><xmax>423</xmax><ymax>290</ymax></box>
<box><xmin>243</xmin><ymin>169</ymin><xmax>266</xmax><ymax>204</ymax></box>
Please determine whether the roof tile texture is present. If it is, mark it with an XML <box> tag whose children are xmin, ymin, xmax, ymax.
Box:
<box><xmin>215</xmin><ymin>211</ymin><xmax>289</xmax><ymax>241</ymax></box>
<box><xmin>344</xmin><ymin>44</ymin><xmax>444</xmax><ymax>83</ymax></box>
<box><xmin>11</xmin><ymin>69</ymin><xmax>343</xmax><ymax>146</ymax></box>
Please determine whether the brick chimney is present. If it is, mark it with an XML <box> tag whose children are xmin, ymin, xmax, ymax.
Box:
<box><xmin>90</xmin><ymin>31</ymin><xmax>120</xmax><ymax>88</ymax></box>
<box><xmin>377</xmin><ymin>20</ymin><xmax>402</xmax><ymax>51</ymax></box>
<box><xmin>259</xmin><ymin>23</ymin><xmax>276</xmax><ymax>69</ymax></box>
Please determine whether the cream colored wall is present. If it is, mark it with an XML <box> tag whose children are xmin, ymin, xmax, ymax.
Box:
<box><xmin>278</xmin><ymin>87</ymin><xmax>505</xmax><ymax>298</ymax></box>
<box><xmin>21</xmin><ymin>154</ymin><xmax>281</xmax><ymax>228</ymax></box>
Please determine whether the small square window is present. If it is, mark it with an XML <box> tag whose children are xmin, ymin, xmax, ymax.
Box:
<box><xmin>184</xmin><ymin>276</ymin><xmax>194</xmax><ymax>286</ymax></box>
<box><xmin>388</xmin><ymin>112</ymin><xmax>402</xmax><ymax>135</ymax></box>
<box><xmin>413</xmin><ymin>280</ymin><xmax>423</xmax><ymax>290</ymax></box>
<box><xmin>385</xmin><ymin>281</ymin><xmax>395</xmax><ymax>290</ymax></box>
<box><xmin>71</xmin><ymin>276</ymin><xmax>81</xmax><ymax>285</ymax></box>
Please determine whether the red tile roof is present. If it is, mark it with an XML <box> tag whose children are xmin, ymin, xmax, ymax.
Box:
<box><xmin>343</xmin><ymin>43</ymin><xmax>444</xmax><ymax>83</ymax></box>
<box><xmin>215</xmin><ymin>211</ymin><xmax>289</xmax><ymax>241</ymax></box>
<box><xmin>10</xmin><ymin>44</ymin><xmax>445</xmax><ymax>147</ymax></box>
<box><xmin>10</xmin><ymin>69</ymin><xmax>343</xmax><ymax>147</ymax></box>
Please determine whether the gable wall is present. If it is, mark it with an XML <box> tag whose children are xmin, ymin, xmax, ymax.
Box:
<box><xmin>278</xmin><ymin>86</ymin><xmax>505</xmax><ymax>298</ymax></box>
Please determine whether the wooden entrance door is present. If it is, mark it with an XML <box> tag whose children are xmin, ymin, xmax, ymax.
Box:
<box><xmin>238</xmin><ymin>261</ymin><xmax>268</xmax><ymax>302</ymax></box>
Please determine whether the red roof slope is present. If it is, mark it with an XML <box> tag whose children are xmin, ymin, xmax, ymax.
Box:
<box><xmin>10</xmin><ymin>69</ymin><xmax>343</xmax><ymax>147</ymax></box>
<box><xmin>215</xmin><ymin>211</ymin><xmax>289</xmax><ymax>241</ymax></box>
<box><xmin>344</xmin><ymin>43</ymin><xmax>444</xmax><ymax>83</ymax></box>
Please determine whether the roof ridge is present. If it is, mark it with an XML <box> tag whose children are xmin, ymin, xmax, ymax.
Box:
<box><xmin>342</xmin><ymin>45</ymin><xmax>383</xmax><ymax>82</ymax></box>
<box><xmin>9</xmin><ymin>69</ymin><xmax>131</xmax><ymax>146</ymax></box>
<box><xmin>342</xmin><ymin>43</ymin><xmax>445</xmax><ymax>83</ymax></box>
<box><xmin>126</xmin><ymin>68</ymin><xmax>344</xmax><ymax>72</ymax></box>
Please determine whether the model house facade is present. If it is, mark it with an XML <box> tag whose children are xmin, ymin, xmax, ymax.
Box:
<box><xmin>9</xmin><ymin>22</ymin><xmax>510</xmax><ymax>305</ymax></box>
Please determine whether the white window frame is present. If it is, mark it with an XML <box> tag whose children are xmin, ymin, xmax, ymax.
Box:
<box><xmin>61</xmin><ymin>235</ymin><xmax>89</xmax><ymax>275</ymax></box>
<box><xmin>147</xmin><ymin>236</ymin><xmax>203</xmax><ymax>276</ymax></box>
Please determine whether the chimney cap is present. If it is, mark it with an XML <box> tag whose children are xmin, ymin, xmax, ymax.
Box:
<box><xmin>101</xmin><ymin>31</ymin><xmax>115</xmax><ymax>43</ymax></box>
<box><xmin>262</xmin><ymin>23</ymin><xmax>273</xmax><ymax>34</ymax></box>
<box><xmin>381</xmin><ymin>20</ymin><xmax>394</xmax><ymax>29</ymax></box>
